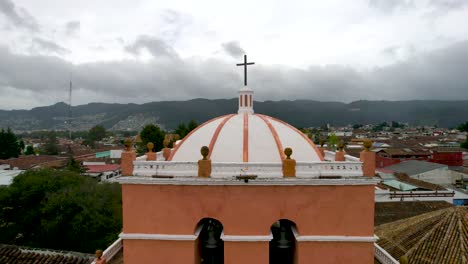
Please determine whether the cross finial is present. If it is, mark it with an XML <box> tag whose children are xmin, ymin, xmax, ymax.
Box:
<box><xmin>236</xmin><ymin>54</ymin><xmax>255</xmax><ymax>86</ymax></box>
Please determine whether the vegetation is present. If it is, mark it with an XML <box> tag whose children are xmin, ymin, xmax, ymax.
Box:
<box><xmin>42</xmin><ymin>131</ymin><xmax>59</xmax><ymax>155</ymax></box>
<box><xmin>174</xmin><ymin>120</ymin><xmax>198</xmax><ymax>139</ymax></box>
<box><xmin>327</xmin><ymin>133</ymin><xmax>339</xmax><ymax>150</ymax></box>
<box><xmin>461</xmin><ymin>135</ymin><xmax>468</xmax><ymax>149</ymax></box>
<box><xmin>0</xmin><ymin>128</ymin><xmax>22</xmax><ymax>159</ymax></box>
<box><xmin>457</xmin><ymin>122</ymin><xmax>468</xmax><ymax>132</ymax></box>
<box><xmin>88</xmin><ymin>125</ymin><xmax>107</xmax><ymax>142</ymax></box>
<box><xmin>0</xmin><ymin>169</ymin><xmax>122</xmax><ymax>253</ymax></box>
<box><xmin>139</xmin><ymin>124</ymin><xmax>165</xmax><ymax>152</ymax></box>
<box><xmin>24</xmin><ymin>145</ymin><xmax>35</xmax><ymax>155</ymax></box>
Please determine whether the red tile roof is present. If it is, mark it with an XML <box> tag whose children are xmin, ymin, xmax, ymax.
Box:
<box><xmin>0</xmin><ymin>244</ymin><xmax>93</xmax><ymax>264</ymax></box>
<box><xmin>84</xmin><ymin>164</ymin><xmax>120</xmax><ymax>173</ymax></box>
<box><xmin>0</xmin><ymin>156</ymin><xmax>66</xmax><ymax>170</ymax></box>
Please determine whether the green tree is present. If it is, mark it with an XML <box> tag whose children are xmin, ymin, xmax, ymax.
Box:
<box><xmin>43</xmin><ymin>131</ymin><xmax>59</xmax><ymax>155</ymax></box>
<box><xmin>187</xmin><ymin>120</ymin><xmax>198</xmax><ymax>132</ymax></box>
<box><xmin>461</xmin><ymin>135</ymin><xmax>468</xmax><ymax>149</ymax></box>
<box><xmin>66</xmin><ymin>157</ymin><xmax>85</xmax><ymax>173</ymax></box>
<box><xmin>0</xmin><ymin>169</ymin><xmax>122</xmax><ymax>253</ymax></box>
<box><xmin>174</xmin><ymin>120</ymin><xmax>198</xmax><ymax>139</ymax></box>
<box><xmin>0</xmin><ymin>128</ymin><xmax>21</xmax><ymax>159</ymax></box>
<box><xmin>88</xmin><ymin>125</ymin><xmax>106</xmax><ymax>142</ymax></box>
<box><xmin>140</xmin><ymin>124</ymin><xmax>165</xmax><ymax>152</ymax></box>
<box><xmin>24</xmin><ymin>145</ymin><xmax>35</xmax><ymax>155</ymax></box>
<box><xmin>327</xmin><ymin>133</ymin><xmax>339</xmax><ymax>151</ymax></box>
<box><xmin>457</xmin><ymin>122</ymin><xmax>468</xmax><ymax>132</ymax></box>
<box><xmin>174</xmin><ymin>123</ymin><xmax>188</xmax><ymax>138</ymax></box>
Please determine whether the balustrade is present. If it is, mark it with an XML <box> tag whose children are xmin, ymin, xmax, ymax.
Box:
<box><xmin>132</xmin><ymin>160</ymin><xmax>363</xmax><ymax>178</ymax></box>
<box><xmin>374</xmin><ymin>243</ymin><xmax>399</xmax><ymax>264</ymax></box>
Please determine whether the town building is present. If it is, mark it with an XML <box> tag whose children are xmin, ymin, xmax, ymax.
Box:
<box><xmin>114</xmin><ymin>59</ymin><xmax>379</xmax><ymax>263</ymax></box>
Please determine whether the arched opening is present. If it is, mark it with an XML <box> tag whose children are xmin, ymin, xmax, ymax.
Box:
<box><xmin>244</xmin><ymin>94</ymin><xmax>248</xmax><ymax>107</ymax></box>
<box><xmin>195</xmin><ymin>218</ymin><xmax>224</xmax><ymax>264</ymax></box>
<box><xmin>269</xmin><ymin>219</ymin><xmax>297</xmax><ymax>264</ymax></box>
<box><xmin>239</xmin><ymin>95</ymin><xmax>242</xmax><ymax>107</ymax></box>
<box><xmin>250</xmin><ymin>95</ymin><xmax>252</xmax><ymax>107</ymax></box>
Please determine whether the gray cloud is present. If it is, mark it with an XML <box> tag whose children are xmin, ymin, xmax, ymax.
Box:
<box><xmin>368</xmin><ymin>0</ymin><xmax>414</xmax><ymax>13</ymax></box>
<box><xmin>0</xmin><ymin>40</ymin><xmax>468</xmax><ymax>110</ymax></box>
<box><xmin>31</xmin><ymin>38</ymin><xmax>70</xmax><ymax>55</ymax></box>
<box><xmin>65</xmin><ymin>21</ymin><xmax>80</xmax><ymax>35</ymax></box>
<box><xmin>125</xmin><ymin>35</ymin><xmax>179</xmax><ymax>60</ymax></box>
<box><xmin>430</xmin><ymin>0</ymin><xmax>468</xmax><ymax>10</ymax></box>
<box><xmin>222</xmin><ymin>41</ymin><xmax>245</xmax><ymax>59</ymax></box>
<box><xmin>0</xmin><ymin>0</ymin><xmax>39</xmax><ymax>31</ymax></box>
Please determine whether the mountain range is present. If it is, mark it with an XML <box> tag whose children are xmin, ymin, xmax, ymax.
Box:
<box><xmin>0</xmin><ymin>99</ymin><xmax>467</xmax><ymax>131</ymax></box>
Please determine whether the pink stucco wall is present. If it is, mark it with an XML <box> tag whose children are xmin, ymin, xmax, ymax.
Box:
<box><xmin>121</xmin><ymin>183</ymin><xmax>375</xmax><ymax>263</ymax></box>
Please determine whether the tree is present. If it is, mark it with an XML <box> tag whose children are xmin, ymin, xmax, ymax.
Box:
<box><xmin>174</xmin><ymin>120</ymin><xmax>198</xmax><ymax>139</ymax></box>
<box><xmin>174</xmin><ymin>123</ymin><xmax>188</xmax><ymax>138</ymax></box>
<box><xmin>139</xmin><ymin>124</ymin><xmax>165</xmax><ymax>152</ymax></box>
<box><xmin>327</xmin><ymin>133</ymin><xmax>339</xmax><ymax>151</ymax></box>
<box><xmin>24</xmin><ymin>146</ymin><xmax>35</xmax><ymax>155</ymax></box>
<box><xmin>0</xmin><ymin>128</ymin><xmax>21</xmax><ymax>159</ymax></box>
<box><xmin>0</xmin><ymin>169</ymin><xmax>122</xmax><ymax>253</ymax></box>
<box><xmin>461</xmin><ymin>135</ymin><xmax>468</xmax><ymax>149</ymax></box>
<box><xmin>88</xmin><ymin>125</ymin><xmax>106</xmax><ymax>142</ymax></box>
<box><xmin>66</xmin><ymin>157</ymin><xmax>85</xmax><ymax>173</ymax></box>
<box><xmin>352</xmin><ymin>124</ymin><xmax>363</xmax><ymax>130</ymax></box>
<box><xmin>43</xmin><ymin>131</ymin><xmax>59</xmax><ymax>155</ymax></box>
<box><xmin>187</xmin><ymin>120</ymin><xmax>198</xmax><ymax>132</ymax></box>
<box><xmin>457</xmin><ymin>122</ymin><xmax>468</xmax><ymax>132</ymax></box>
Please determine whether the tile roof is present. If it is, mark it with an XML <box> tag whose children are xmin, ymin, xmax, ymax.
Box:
<box><xmin>384</xmin><ymin>160</ymin><xmax>447</xmax><ymax>176</ymax></box>
<box><xmin>84</xmin><ymin>164</ymin><xmax>120</xmax><ymax>173</ymax></box>
<box><xmin>375</xmin><ymin>207</ymin><xmax>468</xmax><ymax>263</ymax></box>
<box><xmin>374</xmin><ymin>201</ymin><xmax>452</xmax><ymax>226</ymax></box>
<box><xmin>0</xmin><ymin>156</ymin><xmax>66</xmax><ymax>170</ymax></box>
<box><xmin>0</xmin><ymin>244</ymin><xmax>93</xmax><ymax>264</ymax></box>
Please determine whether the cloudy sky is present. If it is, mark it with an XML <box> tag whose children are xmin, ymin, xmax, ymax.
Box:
<box><xmin>0</xmin><ymin>0</ymin><xmax>467</xmax><ymax>110</ymax></box>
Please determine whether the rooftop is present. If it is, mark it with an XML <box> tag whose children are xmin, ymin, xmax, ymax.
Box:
<box><xmin>384</xmin><ymin>160</ymin><xmax>447</xmax><ymax>176</ymax></box>
<box><xmin>0</xmin><ymin>244</ymin><xmax>93</xmax><ymax>264</ymax></box>
<box><xmin>375</xmin><ymin>206</ymin><xmax>467</xmax><ymax>263</ymax></box>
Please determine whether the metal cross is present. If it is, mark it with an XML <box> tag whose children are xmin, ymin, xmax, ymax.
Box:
<box><xmin>236</xmin><ymin>55</ymin><xmax>255</xmax><ymax>86</ymax></box>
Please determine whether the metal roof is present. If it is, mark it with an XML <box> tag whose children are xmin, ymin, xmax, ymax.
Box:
<box><xmin>382</xmin><ymin>180</ymin><xmax>418</xmax><ymax>191</ymax></box>
<box><xmin>384</xmin><ymin>160</ymin><xmax>447</xmax><ymax>176</ymax></box>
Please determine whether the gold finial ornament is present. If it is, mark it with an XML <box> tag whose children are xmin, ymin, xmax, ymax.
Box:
<box><xmin>338</xmin><ymin>141</ymin><xmax>345</xmax><ymax>151</ymax></box>
<box><xmin>284</xmin><ymin>147</ymin><xmax>293</xmax><ymax>159</ymax></box>
<box><xmin>200</xmin><ymin>146</ymin><xmax>209</xmax><ymax>160</ymax></box>
<box><xmin>399</xmin><ymin>256</ymin><xmax>408</xmax><ymax>264</ymax></box>
<box><xmin>147</xmin><ymin>142</ymin><xmax>154</xmax><ymax>152</ymax></box>
<box><xmin>363</xmin><ymin>139</ymin><xmax>373</xmax><ymax>151</ymax></box>
<box><xmin>124</xmin><ymin>138</ymin><xmax>133</xmax><ymax>151</ymax></box>
<box><xmin>319</xmin><ymin>139</ymin><xmax>326</xmax><ymax>147</ymax></box>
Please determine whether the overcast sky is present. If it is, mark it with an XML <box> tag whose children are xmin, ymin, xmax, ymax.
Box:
<box><xmin>0</xmin><ymin>0</ymin><xmax>467</xmax><ymax>110</ymax></box>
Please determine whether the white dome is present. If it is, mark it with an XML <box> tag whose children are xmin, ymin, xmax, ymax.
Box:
<box><xmin>169</xmin><ymin>113</ymin><xmax>324</xmax><ymax>163</ymax></box>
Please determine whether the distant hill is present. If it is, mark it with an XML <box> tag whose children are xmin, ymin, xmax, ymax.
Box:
<box><xmin>0</xmin><ymin>99</ymin><xmax>467</xmax><ymax>131</ymax></box>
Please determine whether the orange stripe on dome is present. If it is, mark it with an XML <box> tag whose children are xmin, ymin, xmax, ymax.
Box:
<box><xmin>256</xmin><ymin>114</ymin><xmax>285</xmax><ymax>160</ymax></box>
<box><xmin>168</xmin><ymin>115</ymin><xmax>228</xmax><ymax>161</ymax></box>
<box><xmin>207</xmin><ymin>114</ymin><xmax>236</xmax><ymax>159</ymax></box>
<box><xmin>243</xmin><ymin>113</ymin><xmax>249</xmax><ymax>162</ymax></box>
<box><xmin>265</xmin><ymin>115</ymin><xmax>325</xmax><ymax>161</ymax></box>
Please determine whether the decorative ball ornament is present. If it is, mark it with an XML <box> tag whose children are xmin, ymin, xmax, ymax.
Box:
<box><xmin>147</xmin><ymin>142</ymin><xmax>154</xmax><ymax>152</ymax></box>
<box><xmin>124</xmin><ymin>138</ymin><xmax>133</xmax><ymax>151</ymax></box>
<box><xmin>338</xmin><ymin>141</ymin><xmax>345</xmax><ymax>151</ymax></box>
<box><xmin>363</xmin><ymin>140</ymin><xmax>373</xmax><ymax>151</ymax></box>
<box><xmin>319</xmin><ymin>139</ymin><xmax>326</xmax><ymax>147</ymax></box>
<box><xmin>284</xmin><ymin>147</ymin><xmax>293</xmax><ymax>159</ymax></box>
<box><xmin>200</xmin><ymin>146</ymin><xmax>210</xmax><ymax>160</ymax></box>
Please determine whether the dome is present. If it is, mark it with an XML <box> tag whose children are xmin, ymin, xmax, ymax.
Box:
<box><xmin>169</xmin><ymin>113</ymin><xmax>323</xmax><ymax>163</ymax></box>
